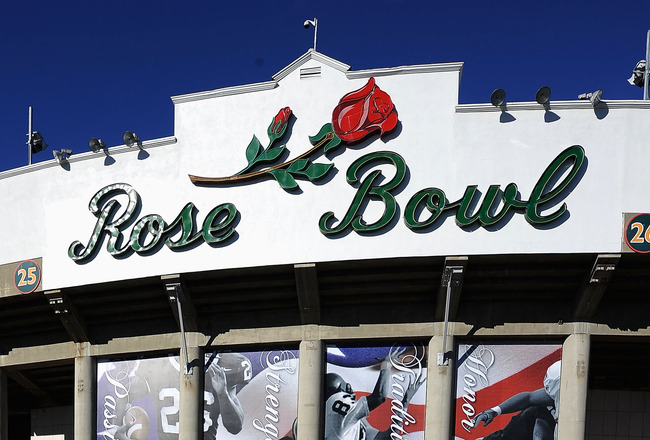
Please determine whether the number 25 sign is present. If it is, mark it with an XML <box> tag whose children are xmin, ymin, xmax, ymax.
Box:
<box><xmin>14</xmin><ymin>260</ymin><xmax>41</xmax><ymax>294</ymax></box>
<box><xmin>625</xmin><ymin>213</ymin><xmax>650</xmax><ymax>253</ymax></box>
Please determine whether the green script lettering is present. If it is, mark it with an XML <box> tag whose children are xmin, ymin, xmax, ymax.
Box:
<box><xmin>526</xmin><ymin>145</ymin><xmax>585</xmax><ymax>224</ymax></box>
<box><xmin>69</xmin><ymin>184</ymin><xmax>239</xmax><ymax>262</ymax></box>
<box><xmin>329</xmin><ymin>145</ymin><xmax>585</xmax><ymax>235</ymax></box>
<box><xmin>319</xmin><ymin>151</ymin><xmax>407</xmax><ymax>235</ymax></box>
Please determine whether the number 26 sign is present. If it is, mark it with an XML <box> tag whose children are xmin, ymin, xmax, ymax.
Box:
<box><xmin>14</xmin><ymin>260</ymin><xmax>41</xmax><ymax>294</ymax></box>
<box><xmin>625</xmin><ymin>213</ymin><xmax>650</xmax><ymax>253</ymax></box>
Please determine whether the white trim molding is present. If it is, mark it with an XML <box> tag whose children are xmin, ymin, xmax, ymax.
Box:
<box><xmin>456</xmin><ymin>99</ymin><xmax>650</xmax><ymax>113</ymax></box>
<box><xmin>347</xmin><ymin>62</ymin><xmax>463</xmax><ymax>79</ymax></box>
<box><xmin>0</xmin><ymin>136</ymin><xmax>177</xmax><ymax>180</ymax></box>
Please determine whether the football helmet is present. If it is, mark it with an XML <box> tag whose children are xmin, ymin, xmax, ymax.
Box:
<box><xmin>214</xmin><ymin>352</ymin><xmax>253</xmax><ymax>386</ymax></box>
<box><xmin>324</xmin><ymin>373</ymin><xmax>353</xmax><ymax>400</ymax></box>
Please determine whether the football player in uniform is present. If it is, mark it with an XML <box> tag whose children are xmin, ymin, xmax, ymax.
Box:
<box><xmin>471</xmin><ymin>360</ymin><xmax>561</xmax><ymax>440</ymax></box>
<box><xmin>108</xmin><ymin>353</ymin><xmax>252</xmax><ymax>440</ymax></box>
<box><xmin>110</xmin><ymin>355</ymin><xmax>183</xmax><ymax>440</ymax></box>
<box><xmin>203</xmin><ymin>352</ymin><xmax>253</xmax><ymax>440</ymax></box>
<box><xmin>324</xmin><ymin>357</ymin><xmax>424</xmax><ymax>440</ymax></box>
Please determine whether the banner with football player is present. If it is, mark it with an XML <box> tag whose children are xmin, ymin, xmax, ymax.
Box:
<box><xmin>97</xmin><ymin>354</ymin><xmax>183</xmax><ymax>440</ymax></box>
<box><xmin>454</xmin><ymin>343</ymin><xmax>562</xmax><ymax>440</ymax></box>
<box><xmin>325</xmin><ymin>343</ymin><xmax>427</xmax><ymax>440</ymax></box>
<box><xmin>203</xmin><ymin>348</ymin><xmax>299</xmax><ymax>440</ymax></box>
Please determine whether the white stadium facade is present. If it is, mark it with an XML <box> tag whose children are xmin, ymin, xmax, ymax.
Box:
<box><xmin>0</xmin><ymin>50</ymin><xmax>649</xmax><ymax>440</ymax></box>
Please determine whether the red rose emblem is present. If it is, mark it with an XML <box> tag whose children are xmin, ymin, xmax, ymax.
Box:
<box><xmin>268</xmin><ymin>107</ymin><xmax>292</xmax><ymax>138</ymax></box>
<box><xmin>331</xmin><ymin>77</ymin><xmax>398</xmax><ymax>143</ymax></box>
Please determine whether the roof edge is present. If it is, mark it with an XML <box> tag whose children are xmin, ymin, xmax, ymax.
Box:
<box><xmin>171</xmin><ymin>81</ymin><xmax>278</xmax><ymax>104</ymax></box>
<box><xmin>171</xmin><ymin>53</ymin><xmax>462</xmax><ymax>105</ymax></box>
<box><xmin>0</xmin><ymin>136</ymin><xmax>177</xmax><ymax>181</ymax></box>
<box><xmin>346</xmin><ymin>62</ymin><xmax>463</xmax><ymax>79</ymax></box>
<box><xmin>456</xmin><ymin>99</ymin><xmax>650</xmax><ymax>113</ymax></box>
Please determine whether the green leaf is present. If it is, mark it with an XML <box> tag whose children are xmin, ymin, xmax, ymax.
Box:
<box><xmin>308</xmin><ymin>123</ymin><xmax>342</xmax><ymax>154</ymax></box>
<box><xmin>323</xmin><ymin>135</ymin><xmax>342</xmax><ymax>154</ymax></box>
<box><xmin>258</xmin><ymin>145</ymin><xmax>285</xmax><ymax>163</ymax></box>
<box><xmin>269</xmin><ymin>169</ymin><xmax>298</xmax><ymax>190</ymax></box>
<box><xmin>245</xmin><ymin>135</ymin><xmax>262</xmax><ymax>164</ymax></box>
<box><xmin>287</xmin><ymin>158</ymin><xmax>309</xmax><ymax>173</ymax></box>
<box><xmin>304</xmin><ymin>163</ymin><xmax>334</xmax><ymax>181</ymax></box>
<box><xmin>309</xmin><ymin>123</ymin><xmax>334</xmax><ymax>145</ymax></box>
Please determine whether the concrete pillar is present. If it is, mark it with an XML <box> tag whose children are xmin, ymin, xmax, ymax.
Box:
<box><xmin>296</xmin><ymin>338</ymin><xmax>323</xmax><ymax>440</ymax></box>
<box><xmin>0</xmin><ymin>369</ymin><xmax>7</xmax><ymax>440</ymax></box>
<box><xmin>74</xmin><ymin>344</ymin><xmax>94</xmax><ymax>440</ymax></box>
<box><xmin>425</xmin><ymin>334</ymin><xmax>454</xmax><ymax>440</ymax></box>
<box><xmin>179</xmin><ymin>345</ymin><xmax>202</xmax><ymax>440</ymax></box>
<box><xmin>557</xmin><ymin>329</ymin><xmax>590</xmax><ymax>440</ymax></box>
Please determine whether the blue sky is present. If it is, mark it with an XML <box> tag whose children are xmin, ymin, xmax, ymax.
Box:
<box><xmin>1</xmin><ymin>0</ymin><xmax>648</xmax><ymax>172</ymax></box>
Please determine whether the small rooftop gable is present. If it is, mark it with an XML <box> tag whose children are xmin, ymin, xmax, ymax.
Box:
<box><xmin>271</xmin><ymin>49</ymin><xmax>351</xmax><ymax>81</ymax></box>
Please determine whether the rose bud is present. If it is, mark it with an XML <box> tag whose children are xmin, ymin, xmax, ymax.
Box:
<box><xmin>268</xmin><ymin>107</ymin><xmax>292</xmax><ymax>139</ymax></box>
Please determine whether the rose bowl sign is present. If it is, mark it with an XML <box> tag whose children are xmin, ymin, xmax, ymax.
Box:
<box><xmin>69</xmin><ymin>78</ymin><xmax>586</xmax><ymax>263</ymax></box>
<box><xmin>188</xmin><ymin>77</ymin><xmax>398</xmax><ymax>190</ymax></box>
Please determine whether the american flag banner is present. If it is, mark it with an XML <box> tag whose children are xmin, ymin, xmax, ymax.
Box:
<box><xmin>454</xmin><ymin>343</ymin><xmax>562</xmax><ymax>440</ymax></box>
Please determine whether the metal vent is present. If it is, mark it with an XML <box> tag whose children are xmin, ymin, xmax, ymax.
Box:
<box><xmin>300</xmin><ymin>66</ymin><xmax>321</xmax><ymax>79</ymax></box>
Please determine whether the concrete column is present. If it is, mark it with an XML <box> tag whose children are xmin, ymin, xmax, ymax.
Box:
<box><xmin>425</xmin><ymin>334</ymin><xmax>454</xmax><ymax>440</ymax></box>
<box><xmin>296</xmin><ymin>337</ymin><xmax>323</xmax><ymax>440</ymax></box>
<box><xmin>74</xmin><ymin>343</ymin><xmax>94</xmax><ymax>440</ymax></box>
<box><xmin>0</xmin><ymin>369</ymin><xmax>7</xmax><ymax>440</ymax></box>
<box><xmin>179</xmin><ymin>345</ymin><xmax>202</xmax><ymax>440</ymax></box>
<box><xmin>557</xmin><ymin>329</ymin><xmax>590</xmax><ymax>440</ymax></box>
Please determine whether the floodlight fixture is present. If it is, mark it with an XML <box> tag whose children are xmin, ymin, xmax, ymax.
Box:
<box><xmin>123</xmin><ymin>131</ymin><xmax>142</xmax><ymax>148</ymax></box>
<box><xmin>29</xmin><ymin>131</ymin><xmax>47</xmax><ymax>154</ymax></box>
<box><xmin>490</xmin><ymin>88</ymin><xmax>506</xmax><ymax>107</ymax></box>
<box><xmin>53</xmin><ymin>148</ymin><xmax>73</xmax><ymax>164</ymax></box>
<box><xmin>303</xmin><ymin>17</ymin><xmax>318</xmax><ymax>51</ymax></box>
<box><xmin>578</xmin><ymin>90</ymin><xmax>603</xmax><ymax>107</ymax></box>
<box><xmin>89</xmin><ymin>137</ymin><xmax>107</xmax><ymax>154</ymax></box>
<box><xmin>536</xmin><ymin>86</ymin><xmax>552</xmax><ymax>106</ymax></box>
<box><xmin>628</xmin><ymin>60</ymin><xmax>646</xmax><ymax>87</ymax></box>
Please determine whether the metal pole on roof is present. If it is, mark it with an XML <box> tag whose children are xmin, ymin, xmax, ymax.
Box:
<box><xmin>645</xmin><ymin>30</ymin><xmax>650</xmax><ymax>100</ymax></box>
<box><xmin>27</xmin><ymin>106</ymin><xmax>33</xmax><ymax>165</ymax></box>
<box><xmin>304</xmin><ymin>18</ymin><xmax>318</xmax><ymax>51</ymax></box>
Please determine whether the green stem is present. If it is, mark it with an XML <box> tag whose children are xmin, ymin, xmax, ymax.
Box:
<box><xmin>189</xmin><ymin>132</ymin><xmax>334</xmax><ymax>184</ymax></box>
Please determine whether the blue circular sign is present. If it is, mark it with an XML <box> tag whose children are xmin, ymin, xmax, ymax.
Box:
<box><xmin>625</xmin><ymin>213</ymin><xmax>650</xmax><ymax>253</ymax></box>
<box><xmin>14</xmin><ymin>260</ymin><xmax>41</xmax><ymax>294</ymax></box>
